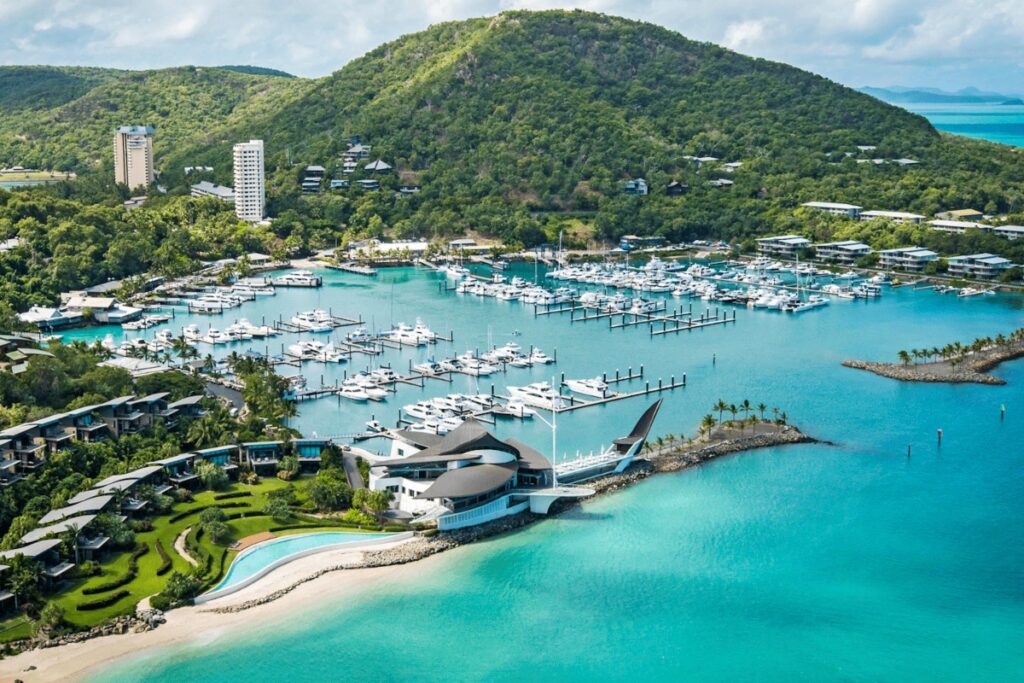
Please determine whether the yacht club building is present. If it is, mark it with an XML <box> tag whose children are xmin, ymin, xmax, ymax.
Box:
<box><xmin>369</xmin><ymin>401</ymin><xmax>661</xmax><ymax>530</ymax></box>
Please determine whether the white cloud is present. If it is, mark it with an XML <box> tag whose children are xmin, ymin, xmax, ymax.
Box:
<box><xmin>0</xmin><ymin>0</ymin><xmax>1020</xmax><ymax>92</ymax></box>
<box><xmin>722</xmin><ymin>20</ymin><xmax>766</xmax><ymax>51</ymax></box>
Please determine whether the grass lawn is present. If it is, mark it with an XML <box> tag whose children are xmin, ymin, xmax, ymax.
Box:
<box><xmin>44</xmin><ymin>477</ymin><xmax>318</xmax><ymax>630</ymax></box>
<box><xmin>0</xmin><ymin>615</ymin><xmax>32</xmax><ymax>644</ymax></box>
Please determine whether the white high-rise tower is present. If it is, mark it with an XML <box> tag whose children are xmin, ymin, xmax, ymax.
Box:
<box><xmin>113</xmin><ymin>125</ymin><xmax>155</xmax><ymax>189</ymax></box>
<box><xmin>232</xmin><ymin>139</ymin><xmax>265</xmax><ymax>223</ymax></box>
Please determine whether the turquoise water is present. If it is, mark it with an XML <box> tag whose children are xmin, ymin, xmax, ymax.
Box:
<box><xmin>89</xmin><ymin>264</ymin><xmax>1024</xmax><ymax>681</ymax></box>
<box><xmin>906</xmin><ymin>102</ymin><xmax>1024</xmax><ymax>147</ymax></box>
<box><xmin>212</xmin><ymin>532</ymin><xmax>390</xmax><ymax>592</ymax></box>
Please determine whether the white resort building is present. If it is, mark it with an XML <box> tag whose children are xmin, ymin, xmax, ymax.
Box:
<box><xmin>232</xmin><ymin>140</ymin><xmax>265</xmax><ymax>223</ymax></box>
<box><xmin>191</xmin><ymin>180</ymin><xmax>235</xmax><ymax>203</ymax></box>
<box><xmin>368</xmin><ymin>401</ymin><xmax>661</xmax><ymax>530</ymax></box>
<box><xmin>113</xmin><ymin>125</ymin><xmax>155</xmax><ymax>190</ymax></box>
<box><xmin>859</xmin><ymin>210</ymin><xmax>924</xmax><ymax>224</ymax></box>
<box><xmin>756</xmin><ymin>235</ymin><xmax>812</xmax><ymax>257</ymax></box>
<box><xmin>801</xmin><ymin>201</ymin><xmax>862</xmax><ymax>218</ymax></box>
<box><xmin>813</xmin><ymin>241</ymin><xmax>873</xmax><ymax>264</ymax></box>
<box><xmin>946</xmin><ymin>254</ymin><xmax>1015</xmax><ymax>279</ymax></box>
<box><xmin>985</xmin><ymin>225</ymin><xmax>1024</xmax><ymax>240</ymax></box>
<box><xmin>877</xmin><ymin>247</ymin><xmax>939</xmax><ymax>271</ymax></box>
<box><xmin>929</xmin><ymin>219</ymin><xmax>989</xmax><ymax>234</ymax></box>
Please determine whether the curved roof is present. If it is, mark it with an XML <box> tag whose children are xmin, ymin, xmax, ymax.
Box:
<box><xmin>503</xmin><ymin>438</ymin><xmax>552</xmax><ymax>471</ymax></box>
<box><xmin>417</xmin><ymin>462</ymin><xmax>517</xmax><ymax>500</ymax></box>
<box><xmin>398</xmin><ymin>420</ymin><xmax>519</xmax><ymax>464</ymax></box>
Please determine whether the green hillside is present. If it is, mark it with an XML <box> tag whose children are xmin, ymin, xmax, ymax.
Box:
<box><xmin>1</xmin><ymin>8</ymin><xmax>1023</xmax><ymax>313</ymax></box>
<box><xmin>159</xmin><ymin>10</ymin><xmax>1023</xmax><ymax>241</ymax></box>
<box><xmin>0</xmin><ymin>65</ymin><xmax>310</xmax><ymax>171</ymax></box>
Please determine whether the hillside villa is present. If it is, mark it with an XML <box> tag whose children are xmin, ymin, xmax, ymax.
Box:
<box><xmin>756</xmin><ymin>235</ymin><xmax>812</xmax><ymax>257</ymax></box>
<box><xmin>877</xmin><ymin>247</ymin><xmax>939</xmax><ymax>271</ymax></box>
<box><xmin>813</xmin><ymin>240</ymin><xmax>873</xmax><ymax>264</ymax></box>
<box><xmin>946</xmin><ymin>253</ymin><xmax>1016</xmax><ymax>279</ymax></box>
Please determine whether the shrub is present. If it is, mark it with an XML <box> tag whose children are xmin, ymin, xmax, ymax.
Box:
<box><xmin>74</xmin><ymin>560</ymin><xmax>101</xmax><ymax>578</ymax></box>
<box><xmin>76</xmin><ymin>590</ymin><xmax>131</xmax><ymax>611</ymax></box>
<box><xmin>148</xmin><ymin>594</ymin><xmax>171</xmax><ymax>611</ymax></box>
<box><xmin>155</xmin><ymin>540</ymin><xmax>172</xmax><ymax>576</ymax></box>
<box><xmin>263</xmin><ymin>497</ymin><xmax>291</xmax><ymax>523</ymax></box>
<box><xmin>163</xmin><ymin>571</ymin><xmax>201</xmax><ymax>601</ymax></box>
<box><xmin>129</xmin><ymin>519</ymin><xmax>153</xmax><ymax>533</ymax></box>
<box><xmin>341</xmin><ymin>509</ymin><xmax>376</xmax><ymax>526</ymax></box>
<box><xmin>421</xmin><ymin>529</ymin><xmax>439</xmax><ymax>538</ymax></box>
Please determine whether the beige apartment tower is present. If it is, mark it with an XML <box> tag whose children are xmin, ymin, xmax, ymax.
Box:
<box><xmin>232</xmin><ymin>139</ymin><xmax>265</xmax><ymax>223</ymax></box>
<box><xmin>113</xmin><ymin>126</ymin><xmax>155</xmax><ymax>189</ymax></box>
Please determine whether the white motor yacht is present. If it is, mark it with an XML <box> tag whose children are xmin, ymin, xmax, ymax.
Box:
<box><xmin>529</xmin><ymin>348</ymin><xmax>554</xmax><ymax>364</ymax></box>
<box><xmin>339</xmin><ymin>380</ymin><xmax>369</xmax><ymax>401</ymax></box>
<box><xmin>564</xmin><ymin>377</ymin><xmax>610</xmax><ymax>398</ymax></box>
<box><xmin>507</xmin><ymin>382</ymin><xmax>566</xmax><ymax>409</ymax></box>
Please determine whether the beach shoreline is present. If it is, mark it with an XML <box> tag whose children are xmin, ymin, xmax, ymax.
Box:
<box><xmin>0</xmin><ymin>423</ymin><xmax>816</xmax><ymax>682</ymax></box>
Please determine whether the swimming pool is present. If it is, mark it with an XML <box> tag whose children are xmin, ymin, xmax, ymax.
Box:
<box><xmin>202</xmin><ymin>531</ymin><xmax>400</xmax><ymax>600</ymax></box>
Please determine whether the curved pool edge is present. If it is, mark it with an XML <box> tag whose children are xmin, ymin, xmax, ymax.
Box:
<box><xmin>195</xmin><ymin>531</ymin><xmax>414</xmax><ymax>604</ymax></box>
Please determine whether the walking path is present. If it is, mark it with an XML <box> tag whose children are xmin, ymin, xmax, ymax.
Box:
<box><xmin>174</xmin><ymin>527</ymin><xmax>199</xmax><ymax>567</ymax></box>
<box><xmin>233</xmin><ymin>531</ymin><xmax>275</xmax><ymax>552</ymax></box>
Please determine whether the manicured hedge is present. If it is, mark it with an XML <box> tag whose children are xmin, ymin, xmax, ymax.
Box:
<box><xmin>81</xmin><ymin>543</ymin><xmax>149</xmax><ymax>595</ymax></box>
<box><xmin>77</xmin><ymin>590</ymin><xmax>131</xmax><ymax>611</ymax></box>
<box><xmin>155</xmin><ymin>540</ymin><xmax>172</xmax><ymax>576</ymax></box>
<box><xmin>168</xmin><ymin>501</ymin><xmax>251</xmax><ymax>523</ymax></box>
<box><xmin>213</xmin><ymin>491</ymin><xmax>252</xmax><ymax>501</ymax></box>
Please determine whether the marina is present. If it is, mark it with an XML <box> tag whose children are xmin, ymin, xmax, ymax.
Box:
<box><xmin>68</xmin><ymin>258</ymin><xmax>1017</xmax><ymax>449</ymax></box>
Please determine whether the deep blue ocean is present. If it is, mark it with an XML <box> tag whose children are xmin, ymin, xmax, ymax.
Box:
<box><xmin>91</xmin><ymin>110</ymin><xmax>1024</xmax><ymax>682</ymax></box>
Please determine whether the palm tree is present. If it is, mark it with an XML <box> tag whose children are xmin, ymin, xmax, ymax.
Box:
<box><xmin>727</xmin><ymin>404</ymin><xmax>738</xmax><ymax>425</ymax></box>
<box><xmin>741</xmin><ymin>399</ymin><xmax>752</xmax><ymax>419</ymax></box>
<box><xmin>779</xmin><ymin>411</ymin><xmax>788</xmax><ymax>425</ymax></box>
<box><xmin>700</xmin><ymin>414</ymin><xmax>717</xmax><ymax>436</ymax></box>
<box><xmin>757</xmin><ymin>403</ymin><xmax>766</xmax><ymax>420</ymax></box>
<box><xmin>898</xmin><ymin>350</ymin><xmax>911</xmax><ymax>365</ymax></box>
<box><xmin>713</xmin><ymin>399</ymin><xmax>727</xmax><ymax>424</ymax></box>
<box><xmin>772</xmin><ymin>407</ymin><xmax>780</xmax><ymax>422</ymax></box>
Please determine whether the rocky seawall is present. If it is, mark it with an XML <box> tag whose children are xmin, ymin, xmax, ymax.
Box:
<box><xmin>842</xmin><ymin>360</ymin><xmax>1007</xmax><ymax>385</ymax></box>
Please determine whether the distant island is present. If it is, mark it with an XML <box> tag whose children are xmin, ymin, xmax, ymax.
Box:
<box><xmin>1001</xmin><ymin>98</ymin><xmax>1024</xmax><ymax>106</ymax></box>
<box><xmin>843</xmin><ymin>327</ymin><xmax>1024</xmax><ymax>385</ymax></box>
<box><xmin>860</xmin><ymin>85</ymin><xmax>1022</xmax><ymax>105</ymax></box>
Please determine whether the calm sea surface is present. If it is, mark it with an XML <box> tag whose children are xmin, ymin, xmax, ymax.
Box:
<box><xmin>91</xmin><ymin>114</ymin><xmax>1024</xmax><ymax>681</ymax></box>
<box><xmin>79</xmin><ymin>262</ymin><xmax>1024</xmax><ymax>682</ymax></box>
<box><xmin>906</xmin><ymin>102</ymin><xmax>1024</xmax><ymax>147</ymax></box>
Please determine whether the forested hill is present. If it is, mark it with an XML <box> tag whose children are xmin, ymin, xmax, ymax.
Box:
<box><xmin>187</xmin><ymin>9</ymin><xmax>939</xmax><ymax>173</ymax></box>
<box><xmin>160</xmin><ymin>10</ymin><xmax>1021</xmax><ymax>237</ymax></box>
<box><xmin>0</xmin><ymin>65</ymin><xmax>309</xmax><ymax>170</ymax></box>
<box><xmin>1</xmin><ymin>10</ymin><xmax>1023</xmax><ymax>247</ymax></box>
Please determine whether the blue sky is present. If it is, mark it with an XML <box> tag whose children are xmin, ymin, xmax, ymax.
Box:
<box><xmin>1</xmin><ymin>0</ymin><xmax>1020</xmax><ymax>92</ymax></box>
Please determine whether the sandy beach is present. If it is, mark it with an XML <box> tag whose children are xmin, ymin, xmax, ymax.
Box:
<box><xmin>0</xmin><ymin>538</ymin><xmax>435</xmax><ymax>682</ymax></box>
